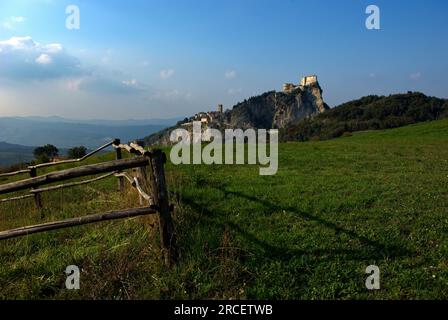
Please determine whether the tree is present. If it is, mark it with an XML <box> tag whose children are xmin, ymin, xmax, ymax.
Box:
<box><xmin>68</xmin><ymin>146</ymin><xmax>87</xmax><ymax>159</ymax></box>
<box><xmin>33</xmin><ymin>144</ymin><xmax>59</xmax><ymax>163</ymax></box>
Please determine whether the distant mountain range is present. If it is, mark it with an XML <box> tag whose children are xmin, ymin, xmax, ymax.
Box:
<box><xmin>0</xmin><ymin>116</ymin><xmax>180</xmax><ymax>167</ymax></box>
<box><xmin>0</xmin><ymin>116</ymin><xmax>179</xmax><ymax>149</ymax></box>
<box><xmin>6</xmin><ymin>116</ymin><xmax>180</xmax><ymax>127</ymax></box>
<box><xmin>0</xmin><ymin>141</ymin><xmax>35</xmax><ymax>166</ymax></box>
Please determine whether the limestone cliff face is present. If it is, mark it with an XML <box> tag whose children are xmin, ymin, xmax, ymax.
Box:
<box><xmin>226</xmin><ymin>91</ymin><xmax>277</xmax><ymax>129</ymax></box>
<box><xmin>227</xmin><ymin>82</ymin><xmax>329</xmax><ymax>129</ymax></box>
<box><xmin>273</xmin><ymin>83</ymin><xmax>328</xmax><ymax>128</ymax></box>
<box><xmin>144</xmin><ymin>80</ymin><xmax>329</xmax><ymax>145</ymax></box>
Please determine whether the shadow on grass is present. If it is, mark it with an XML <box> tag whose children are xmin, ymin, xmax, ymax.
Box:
<box><xmin>180</xmin><ymin>186</ymin><xmax>413</xmax><ymax>262</ymax></box>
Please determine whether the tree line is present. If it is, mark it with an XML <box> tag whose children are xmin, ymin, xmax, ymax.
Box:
<box><xmin>280</xmin><ymin>92</ymin><xmax>448</xmax><ymax>142</ymax></box>
<box><xmin>33</xmin><ymin>145</ymin><xmax>87</xmax><ymax>163</ymax></box>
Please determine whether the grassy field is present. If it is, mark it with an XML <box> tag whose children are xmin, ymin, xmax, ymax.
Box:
<box><xmin>0</xmin><ymin>119</ymin><xmax>447</xmax><ymax>299</ymax></box>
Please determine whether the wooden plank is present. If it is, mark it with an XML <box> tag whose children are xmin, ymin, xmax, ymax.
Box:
<box><xmin>0</xmin><ymin>157</ymin><xmax>149</xmax><ymax>195</ymax></box>
<box><xmin>0</xmin><ymin>194</ymin><xmax>34</xmax><ymax>203</ymax></box>
<box><xmin>0</xmin><ymin>207</ymin><xmax>157</xmax><ymax>241</ymax></box>
<box><xmin>0</xmin><ymin>169</ymin><xmax>31</xmax><ymax>178</ymax></box>
<box><xmin>30</xmin><ymin>172</ymin><xmax>115</xmax><ymax>194</ymax></box>
<box><xmin>148</xmin><ymin>149</ymin><xmax>177</xmax><ymax>267</ymax></box>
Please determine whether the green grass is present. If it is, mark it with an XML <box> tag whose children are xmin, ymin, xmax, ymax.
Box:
<box><xmin>1</xmin><ymin>119</ymin><xmax>447</xmax><ymax>299</ymax></box>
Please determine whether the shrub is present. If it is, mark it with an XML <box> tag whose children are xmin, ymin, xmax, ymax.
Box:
<box><xmin>68</xmin><ymin>146</ymin><xmax>87</xmax><ymax>159</ymax></box>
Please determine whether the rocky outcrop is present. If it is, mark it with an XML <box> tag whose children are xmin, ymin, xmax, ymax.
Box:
<box><xmin>145</xmin><ymin>79</ymin><xmax>329</xmax><ymax>145</ymax></box>
<box><xmin>273</xmin><ymin>82</ymin><xmax>328</xmax><ymax>128</ymax></box>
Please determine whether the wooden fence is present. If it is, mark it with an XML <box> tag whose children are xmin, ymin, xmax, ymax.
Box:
<box><xmin>0</xmin><ymin>140</ymin><xmax>176</xmax><ymax>267</ymax></box>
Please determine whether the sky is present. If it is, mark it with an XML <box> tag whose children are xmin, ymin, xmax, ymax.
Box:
<box><xmin>0</xmin><ymin>0</ymin><xmax>447</xmax><ymax>120</ymax></box>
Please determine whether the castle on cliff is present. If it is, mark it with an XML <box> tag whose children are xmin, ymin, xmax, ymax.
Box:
<box><xmin>283</xmin><ymin>75</ymin><xmax>318</xmax><ymax>93</ymax></box>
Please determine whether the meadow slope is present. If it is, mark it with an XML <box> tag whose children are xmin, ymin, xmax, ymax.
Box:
<box><xmin>0</xmin><ymin>119</ymin><xmax>447</xmax><ymax>299</ymax></box>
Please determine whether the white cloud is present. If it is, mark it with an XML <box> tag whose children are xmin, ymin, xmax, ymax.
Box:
<box><xmin>76</xmin><ymin>76</ymin><xmax>149</xmax><ymax>95</ymax></box>
<box><xmin>44</xmin><ymin>43</ymin><xmax>63</xmax><ymax>53</ymax></box>
<box><xmin>410</xmin><ymin>72</ymin><xmax>421</xmax><ymax>80</ymax></box>
<box><xmin>0</xmin><ymin>36</ymin><xmax>63</xmax><ymax>54</ymax></box>
<box><xmin>0</xmin><ymin>36</ymin><xmax>149</xmax><ymax>97</ymax></box>
<box><xmin>0</xmin><ymin>36</ymin><xmax>37</xmax><ymax>50</ymax></box>
<box><xmin>122</xmin><ymin>79</ymin><xmax>138</xmax><ymax>86</ymax></box>
<box><xmin>160</xmin><ymin>68</ymin><xmax>175</xmax><ymax>80</ymax></box>
<box><xmin>225</xmin><ymin>70</ymin><xmax>236</xmax><ymax>79</ymax></box>
<box><xmin>2</xmin><ymin>16</ymin><xmax>26</xmax><ymax>30</ymax></box>
<box><xmin>36</xmin><ymin>54</ymin><xmax>52</xmax><ymax>64</ymax></box>
<box><xmin>10</xmin><ymin>16</ymin><xmax>26</xmax><ymax>23</ymax></box>
<box><xmin>0</xmin><ymin>36</ymin><xmax>81</xmax><ymax>81</ymax></box>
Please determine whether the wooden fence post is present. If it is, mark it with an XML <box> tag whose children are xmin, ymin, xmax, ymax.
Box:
<box><xmin>148</xmin><ymin>149</ymin><xmax>177</xmax><ymax>267</ymax></box>
<box><xmin>29</xmin><ymin>167</ymin><xmax>42</xmax><ymax>210</ymax></box>
<box><xmin>114</xmin><ymin>139</ymin><xmax>125</xmax><ymax>193</ymax></box>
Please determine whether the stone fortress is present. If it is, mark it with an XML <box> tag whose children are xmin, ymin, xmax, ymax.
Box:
<box><xmin>146</xmin><ymin>73</ymin><xmax>329</xmax><ymax>146</ymax></box>
<box><xmin>185</xmin><ymin>75</ymin><xmax>320</xmax><ymax>127</ymax></box>
<box><xmin>282</xmin><ymin>75</ymin><xmax>318</xmax><ymax>93</ymax></box>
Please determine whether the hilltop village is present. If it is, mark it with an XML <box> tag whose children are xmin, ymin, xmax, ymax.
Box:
<box><xmin>146</xmin><ymin>74</ymin><xmax>329</xmax><ymax>145</ymax></box>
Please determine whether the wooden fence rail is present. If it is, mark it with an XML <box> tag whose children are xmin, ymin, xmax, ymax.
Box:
<box><xmin>0</xmin><ymin>157</ymin><xmax>149</xmax><ymax>195</ymax></box>
<box><xmin>30</xmin><ymin>172</ymin><xmax>116</xmax><ymax>194</ymax></box>
<box><xmin>29</xmin><ymin>139</ymin><xmax>119</xmax><ymax>170</ymax></box>
<box><xmin>0</xmin><ymin>207</ymin><xmax>157</xmax><ymax>241</ymax></box>
<box><xmin>0</xmin><ymin>141</ymin><xmax>177</xmax><ymax>266</ymax></box>
<box><xmin>0</xmin><ymin>139</ymin><xmax>118</xmax><ymax>178</ymax></box>
<box><xmin>0</xmin><ymin>194</ymin><xmax>34</xmax><ymax>203</ymax></box>
<box><xmin>0</xmin><ymin>169</ymin><xmax>31</xmax><ymax>178</ymax></box>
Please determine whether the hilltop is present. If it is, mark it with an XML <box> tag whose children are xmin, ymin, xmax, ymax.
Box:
<box><xmin>144</xmin><ymin>76</ymin><xmax>447</xmax><ymax>146</ymax></box>
<box><xmin>145</xmin><ymin>75</ymin><xmax>329</xmax><ymax>145</ymax></box>
<box><xmin>281</xmin><ymin>92</ymin><xmax>448</xmax><ymax>141</ymax></box>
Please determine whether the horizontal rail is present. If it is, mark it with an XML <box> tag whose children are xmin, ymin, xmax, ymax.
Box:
<box><xmin>0</xmin><ymin>206</ymin><xmax>157</xmax><ymax>241</ymax></box>
<box><xmin>0</xmin><ymin>157</ymin><xmax>149</xmax><ymax>195</ymax></box>
<box><xmin>0</xmin><ymin>139</ymin><xmax>119</xmax><ymax>177</ymax></box>
<box><xmin>0</xmin><ymin>194</ymin><xmax>34</xmax><ymax>203</ymax></box>
<box><xmin>29</xmin><ymin>139</ymin><xmax>118</xmax><ymax>170</ymax></box>
<box><xmin>0</xmin><ymin>169</ymin><xmax>31</xmax><ymax>178</ymax></box>
<box><xmin>30</xmin><ymin>172</ymin><xmax>116</xmax><ymax>194</ymax></box>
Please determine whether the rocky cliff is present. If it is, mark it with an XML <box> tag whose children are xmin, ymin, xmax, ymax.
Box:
<box><xmin>145</xmin><ymin>80</ymin><xmax>329</xmax><ymax>145</ymax></box>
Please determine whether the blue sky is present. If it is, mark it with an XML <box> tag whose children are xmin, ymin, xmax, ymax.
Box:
<box><xmin>0</xmin><ymin>0</ymin><xmax>447</xmax><ymax>119</ymax></box>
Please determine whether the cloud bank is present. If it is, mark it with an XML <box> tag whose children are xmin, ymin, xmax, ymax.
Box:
<box><xmin>0</xmin><ymin>36</ymin><xmax>82</xmax><ymax>81</ymax></box>
<box><xmin>0</xmin><ymin>36</ymin><xmax>148</xmax><ymax>95</ymax></box>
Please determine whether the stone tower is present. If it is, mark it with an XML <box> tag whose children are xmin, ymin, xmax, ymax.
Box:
<box><xmin>217</xmin><ymin>104</ymin><xmax>223</xmax><ymax>113</ymax></box>
<box><xmin>300</xmin><ymin>75</ymin><xmax>318</xmax><ymax>87</ymax></box>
